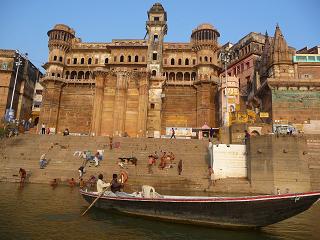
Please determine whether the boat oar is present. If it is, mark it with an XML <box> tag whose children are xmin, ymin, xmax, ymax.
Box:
<box><xmin>81</xmin><ymin>187</ymin><xmax>109</xmax><ymax>216</ymax></box>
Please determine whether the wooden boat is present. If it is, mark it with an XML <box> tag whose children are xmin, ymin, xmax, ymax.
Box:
<box><xmin>80</xmin><ymin>186</ymin><xmax>320</xmax><ymax>228</ymax></box>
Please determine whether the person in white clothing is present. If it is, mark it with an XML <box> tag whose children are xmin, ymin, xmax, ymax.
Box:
<box><xmin>97</xmin><ymin>174</ymin><xmax>110</xmax><ymax>193</ymax></box>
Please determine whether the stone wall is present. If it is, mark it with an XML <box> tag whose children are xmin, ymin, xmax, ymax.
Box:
<box><xmin>248</xmin><ymin>135</ymin><xmax>314</xmax><ymax>194</ymax></box>
<box><xmin>161</xmin><ymin>85</ymin><xmax>197</xmax><ymax>131</ymax></box>
<box><xmin>57</xmin><ymin>84</ymin><xmax>94</xmax><ymax>134</ymax></box>
<box><xmin>272</xmin><ymin>89</ymin><xmax>320</xmax><ymax>123</ymax></box>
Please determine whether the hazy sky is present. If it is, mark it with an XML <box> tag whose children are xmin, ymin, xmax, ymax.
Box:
<box><xmin>0</xmin><ymin>0</ymin><xmax>319</xmax><ymax>71</ymax></box>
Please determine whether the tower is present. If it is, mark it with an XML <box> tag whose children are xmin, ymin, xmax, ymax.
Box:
<box><xmin>146</xmin><ymin>3</ymin><xmax>167</xmax><ymax>76</ymax></box>
<box><xmin>45</xmin><ymin>24</ymin><xmax>75</xmax><ymax>78</ymax></box>
<box><xmin>268</xmin><ymin>24</ymin><xmax>295</xmax><ymax>79</ymax></box>
<box><xmin>40</xmin><ymin>24</ymin><xmax>75</xmax><ymax>131</ymax></box>
<box><xmin>191</xmin><ymin>24</ymin><xmax>220</xmax><ymax>127</ymax></box>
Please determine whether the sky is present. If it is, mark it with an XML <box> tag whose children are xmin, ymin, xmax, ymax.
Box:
<box><xmin>0</xmin><ymin>0</ymin><xmax>319</xmax><ymax>71</ymax></box>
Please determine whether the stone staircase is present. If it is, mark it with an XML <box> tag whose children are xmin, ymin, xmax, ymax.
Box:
<box><xmin>0</xmin><ymin>134</ymin><xmax>215</xmax><ymax>192</ymax></box>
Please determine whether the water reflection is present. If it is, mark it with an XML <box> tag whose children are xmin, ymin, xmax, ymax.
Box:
<box><xmin>0</xmin><ymin>183</ymin><xmax>318</xmax><ymax>240</ymax></box>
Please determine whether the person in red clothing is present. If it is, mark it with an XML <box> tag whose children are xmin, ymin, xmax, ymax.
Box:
<box><xmin>19</xmin><ymin>168</ymin><xmax>26</xmax><ymax>185</ymax></box>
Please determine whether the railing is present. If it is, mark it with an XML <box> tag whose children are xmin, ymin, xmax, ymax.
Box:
<box><xmin>293</xmin><ymin>54</ymin><xmax>320</xmax><ymax>63</ymax></box>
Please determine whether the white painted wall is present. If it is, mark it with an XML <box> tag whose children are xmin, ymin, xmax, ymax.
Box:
<box><xmin>211</xmin><ymin>144</ymin><xmax>247</xmax><ymax>179</ymax></box>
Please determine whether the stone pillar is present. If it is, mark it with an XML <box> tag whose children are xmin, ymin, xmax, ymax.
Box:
<box><xmin>91</xmin><ymin>71</ymin><xmax>105</xmax><ymax>136</ymax></box>
<box><xmin>137</xmin><ymin>72</ymin><xmax>149</xmax><ymax>137</ymax></box>
<box><xmin>195</xmin><ymin>81</ymin><xmax>216</xmax><ymax>127</ymax></box>
<box><xmin>39</xmin><ymin>77</ymin><xmax>65</xmax><ymax>132</ymax></box>
<box><xmin>113</xmin><ymin>71</ymin><xmax>128</xmax><ymax>136</ymax></box>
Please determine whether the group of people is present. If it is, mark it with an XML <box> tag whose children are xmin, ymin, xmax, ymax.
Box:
<box><xmin>147</xmin><ymin>151</ymin><xmax>182</xmax><ymax>175</ymax></box>
<box><xmin>97</xmin><ymin>173</ymin><xmax>125</xmax><ymax>193</ymax></box>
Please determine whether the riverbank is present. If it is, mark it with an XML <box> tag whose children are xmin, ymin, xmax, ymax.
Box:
<box><xmin>0</xmin><ymin>134</ymin><xmax>319</xmax><ymax>194</ymax></box>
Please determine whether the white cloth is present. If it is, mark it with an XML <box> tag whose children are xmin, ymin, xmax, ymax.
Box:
<box><xmin>97</xmin><ymin>179</ymin><xmax>110</xmax><ymax>193</ymax></box>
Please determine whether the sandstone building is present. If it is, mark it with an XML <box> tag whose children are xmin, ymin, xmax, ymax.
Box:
<box><xmin>0</xmin><ymin>50</ymin><xmax>42</xmax><ymax>121</ymax></box>
<box><xmin>40</xmin><ymin>3</ymin><xmax>320</xmax><ymax>137</ymax></box>
<box><xmin>40</xmin><ymin>3</ymin><xmax>223</xmax><ymax>136</ymax></box>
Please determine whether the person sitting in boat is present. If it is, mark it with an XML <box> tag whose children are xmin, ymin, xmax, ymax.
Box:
<box><xmin>97</xmin><ymin>174</ymin><xmax>110</xmax><ymax>193</ymax></box>
<box><xmin>110</xmin><ymin>173</ymin><xmax>123</xmax><ymax>193</ymax></box>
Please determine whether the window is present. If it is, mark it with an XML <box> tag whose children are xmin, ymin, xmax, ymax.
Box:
<box><xmin>88</xmin><ymin>58</ymin><xmax>92</xmax><ymax>64</ymax></box>
<box><xmin>36</xmin><ymin>90</ymin><xmax>43</xmax><ymax>95</ymax></box>
<box><xmin>164</xmin><ymin>58</ymin><xmax>167</xmax><ymax>64</ymax></box>
<box><xmin>59</xmin><ymin>56</ymin><xmax>63</xmax><ymax>62</ymax></box>
<box><xmin>81</xmin><ymin>58</ymin><xmax>84</xmax><ymax>64</ymax></box>
<box><xmin>210</xmin><ymin>57</ymin><xmax>212</xmax><ymax>62</ymax></box>
<box><xmin>105</xmin><ymin>58</ymin><xmax>109</xmax><ymax>64</ymax></box>
<box><xmin>120</xmin><ymin>56</ymin><xmax>124</xmax><ymax>62</ymax></box>
<box><xmin>178</xmin><ymin>59</ymin><xmax>182</xmax><ymax>65</ymax></box>
<box><xmin>153</xmin><ymin>53</ymin><xmax>157</xmax><ymax>60</ymax></box>
<box><xmin>135</xmin><ymin>55</ymin><xmax>139</xmax><ymax>62</ymax></box>
<box><xmin>152</xmin><ymin>70</ymin><xmax>156</xmax><ymax>76</ymax></box>
<box><xmin>53</xmin><ymin>56</ymin><xmax>57</xmax><ymax>61</ymax></box>
<box><xmin>150</xmin><ymin>103</ymin><xmax>155</xmax><ymax>109</ymax></box>
<box><xmin>51</xmin><ymin>73</ymin><xmax>55</xmax><ymax>76</ymax></box>
<box><xmin>241</xmin><ymin>63</ymin><xmax>244</xmax><ymax>72</ymax></box>
<box><xmin>154</xmin><ymin>17</ymin><xmax>159</xmax><ymax>21</ymax></box>
<box><xmin>114</xmin><ymin>56</ymin><xmax>117</xmax><ymax>62</ymax></box>
<box><xmin>128</xmin><ymin>56</ymin><xmax>131</xmax><ymax>62</ymax></box>
<box><xmin>171</xmin><ymin>58</ymin><xmax>175</xmax><ymax>65</ymax></box>
<box><xmin>204</xmin><ymin>56</ymin><xmax>208</xmax><ymax>62</ymax></box>
<box><xmin>73</xmin><ymin>58</ymin><xmax>77</xmax><ymax>64</ymax></box>
<box><xmin>95</xmin><ymin>59</ymin><xmax>98</xmax><ymax>64</ymax></box>
<box><xmin>67</xmin><ymin>58</ymin><xmax>70</xmax><ymax>64</ymax></box>
<box><xmin>193</xmin><ymin>59</ymin><xmax>196</xmax><ymax>65</ymax></box>
<box><xmin>200</xmin><ymin>57</ymin><xmax>202</xmax><ymax>62</ymax></box>
<box><xmin>142</xmin><ymin>56</ymin><xmax>145</xmax><ymax>62</ymax></box>
<box><xmin>246</xmin><ymin>62</ymin><xmax>250</xmax><ymax>69</ymax></box>
<box><xmin>154</xmin><ymin>35</ymin><xmax>158</xmax><ymax>41</ymax></box>
<box><xmin>57</xmin><ymin>73</ymin><xmax>60</xmax><ymax>77</ymax></box>
<box><xmin>185</xmin><ymin>58</ymin><xmax>189</xmax><ymax>65</ymax></box>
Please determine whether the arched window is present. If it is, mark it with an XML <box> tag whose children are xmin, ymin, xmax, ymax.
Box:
<box><xmin>128</xmin><ymin>56</ymin><xmax>131</xmax><ymax>62</ymax></box>
<box><xmin>135</xmin><ymin>55</ymin><xmax>139</xmax><ymax>62</ymax></box>
<box><xmin>120</xmin><ymin>55</ymin><xmax>124</xmax><ymax>62</ymax></box>
<box><xmin>95</xmin><ymin>58</ymin><xmax>98</xmax><ymax>64</ymax></box>
<box><xmin>73</xmin><ymin>58</ymin><xmax>77</xmax><ymax>64</ymax></box>
<box><xmin>210</xmin><ymin>57</ymin><xmax>212</xmax><ymax>62</ymax></box>
<box><xmin>53</xmin><ymin>56</ymin><xmax>57</xmax><ymax>61</ymax></box>
<box><xmin>205</xmin><ymin>56</ymin><xmax>208</xmax><ymax>62</ymax></box>
<box><xmin>200</xmin><ymin>57</ymin><xmax>202</xmax><ymax>62</ymax></box>
<box><xmin>178</xmin><ymin>59</ymin><xmax>182</xmax><ymax>65</ymax></box>
<box><xmin>191</xmin><ymin>72</ymin><xmax>196</xmax><ymax>80</ymax></box>
<box><xmin>85</xmin><ymin>71</ymin><xmax>90</xmax><ymax>79</ymax></box>
<box><xmin>88</xmin><ymin>58</ymin><xmax>92</xmax><ymax>64</ymax></box>
<box><xmin>193</xmin><ymin>59</ymin><xmax>196</xmax><ymax>65</ymax></box>
<box><xmin>185</xmin><ymin>58</ymin><xmax>189</xmax><ymax>65</ymax></box>
<box><xmin>184</xmin><ymin>72</ymin><xmax>190</xmax><ymax>81</ymax></box>
<box><xmin>67</xmin><ymin>58</ymin><xmax>71</xmax><ymax>64</ymax></box>
<box><xmin>152</xmin><ymin>70</ymin><xmax>156</xmax><ymax>76</ymax></box>
<box><xmin>171</xmin><ymin>58</ymin><xmax>175</xmax><ymax>65</ymax></box>
<box><xmin>51</xmin><ymin>73</ymin><xmax>55</xmax><ymax>76</ymax></box>
<box><xmin>81</xmin><ymin>58</ymin><xmax>84</xmax><ymax>64</ymax></box>
<box><xmin>142</xmin><ymin>56</ymin><xmax>145</xmax><ymax>62</ymax></box>
<box><xmin>176</xmin><ymin>72</ymin><xmax>183</xmax><ymax>80</ymax></box>
<box><xmin>78</xmin><ymin>71</ymin><xmax>84</xmax><ymax>79</ymax></box>
<box><xmin>105</xmin><ymin>58</ymin><xmax>109</xmax><ymax>64</ymax></box>
<box><xmin>169</xmin><ymin>72</ymin><xmax>175</xmax><ymax>81</ymax></box>
<box><xmin>57</xmin><ymin>73</ymin><xmax>60</xmax><ymax>78</ymax></box>
<box><xmin>59</xmin><ymin>56</ymin><xmax>63</xmax><ymax>62</ymax></box>
<box><xmin>65</xmin><ymin>71</ymin><xmax>70</xmax><ymax>79</ymax></box>
<box><xmin>70</xmin><ymin>71</ymin><xmax>77</xmax><ymax>79</ymax></box>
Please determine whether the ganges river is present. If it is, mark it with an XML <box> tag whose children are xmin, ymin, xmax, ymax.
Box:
<box><xmin>0</xmin><ymin>183</ymin><xmax>319</xmax><ymax>240</ymax></box>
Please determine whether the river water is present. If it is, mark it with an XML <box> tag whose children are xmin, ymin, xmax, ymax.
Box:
<box><xmin>0</xmin><ymin>183</ymin><xmax>319</xmax><ymax>240</ymax></box>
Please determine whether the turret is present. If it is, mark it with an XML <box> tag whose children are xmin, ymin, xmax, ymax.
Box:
<box><xmin>191</xmin><ymin>24</ymin><xmax>220</xmax><ymax>80</ymax></box>
<box><xmin>146</xmin><ymin>3</ymin><xmax>167</xmax><ymax>77</ymax></box>
<box><xmin>44</xmin><ymin>24</ymin><xmax>75</xmax><ymax>78</ymax></box>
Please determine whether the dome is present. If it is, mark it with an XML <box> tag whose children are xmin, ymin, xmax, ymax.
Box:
<box><xmin>149</xmin><ymin>3</ymin><xmax>165</xmax><ymax>13</ymax></box>
<box><xmin>52</xmin><ymin>24</ymin><xmax>75</xmax><ymax>36</ymax></box>
<box><xmin>195</xmin><ymin>23</ymin><xmax>215</xmax><ymax>31</ymax></box>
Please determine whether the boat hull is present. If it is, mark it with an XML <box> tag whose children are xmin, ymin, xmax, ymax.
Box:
<box><xmin>80</xmin><ymin>191</ymin><xmax>320</xmax><ymax>228</ymax></box>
